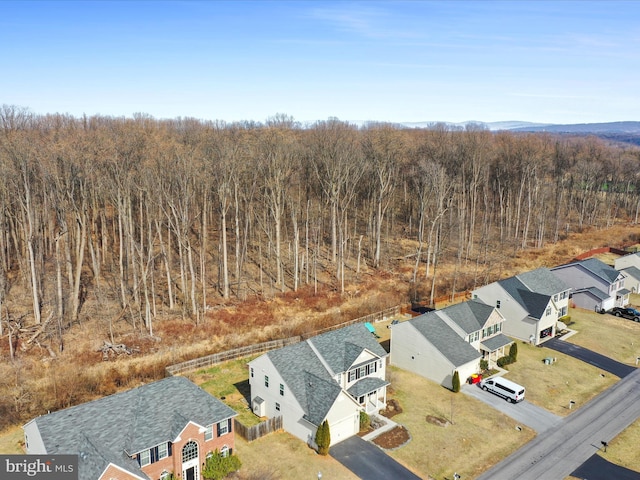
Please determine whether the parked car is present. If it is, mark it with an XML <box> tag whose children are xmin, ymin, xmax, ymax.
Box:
<box><xmin>479</xmin><ymin>377</ymin><xmax>525</xmax><ymax>403</ymax></box>
<box><xmin>610</xmin><ymin>307</ymin><xmax>640</xmax><ymax>322</ymax></box>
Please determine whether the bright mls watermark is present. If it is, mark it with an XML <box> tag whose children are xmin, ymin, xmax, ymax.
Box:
<box><xmin>1</xmin><ymin>455</ymin><xmax>77</xmax><ymax>480</ymax></box>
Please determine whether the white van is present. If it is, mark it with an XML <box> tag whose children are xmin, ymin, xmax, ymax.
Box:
<box><xmin>479</xmin><ymin>377</ymin><xmax>525</xmax><ymax>403</ymax></box>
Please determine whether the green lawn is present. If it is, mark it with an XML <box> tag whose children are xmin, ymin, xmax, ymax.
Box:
<box><xmin>187</xmin><ymin>356</ymin><xmax>261</xmax><ymax>426</ymax></box>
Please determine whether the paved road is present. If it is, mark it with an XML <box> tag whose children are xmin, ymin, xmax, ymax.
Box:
<box><xmin>462</xmin><ymin>383</ymin><xmax>562</xmax><ymax>433</ymax></box>
<box><xmin>330</xmin><ymin>435</ymin><xmax>422</xmax><ymax>480</ymax></box>
<box><xmin>476</xmin><ymin>368</ymin><xmax>640</xmax><ymax>480</ymax></box>
<box><xmin>545</xmin><ymin>337</ymin><xmax>636</xmax><ymax>377</ymax></box>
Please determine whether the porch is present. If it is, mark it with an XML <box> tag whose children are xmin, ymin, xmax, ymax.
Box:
<box><xmin>347</xmin><ymin>377</ymin><xmax>390</xmax><ymax>414</ymax></box>
<box><xmin>480</xmin><ymin>334</ymin><xmax>513</xmax><ymax>368</ymax></box>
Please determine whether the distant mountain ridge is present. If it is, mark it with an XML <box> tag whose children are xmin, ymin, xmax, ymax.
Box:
<box><xmin>397</xmin><ymin>120</ymin><xmax>640</xmax><ymax>146</ymax></box>
<box><xmin>399</xmin><ymin>120</ymin><xmax>640</xmax><ymax>133</ymax></box>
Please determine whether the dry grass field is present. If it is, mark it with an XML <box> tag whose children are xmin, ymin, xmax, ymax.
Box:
<box><xmin>0</xmin><ymin>425</ymin><xmax>23</xmax><ymax>454</ymax></box>
<box><xmin>385</xmin><ymin>366</ymin><xmax>536</xmax><ymax>479</ymax></box>
<box><xmin>502</xmin><ymin>340</ymin><xmax>619</xmax><ymax>416</ymax></box>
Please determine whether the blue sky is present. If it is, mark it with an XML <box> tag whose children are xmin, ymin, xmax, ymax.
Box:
<box><xmin>2</xmin><ymin>1</ymin><xmax>639</xmax><ymax>124</ymax></box>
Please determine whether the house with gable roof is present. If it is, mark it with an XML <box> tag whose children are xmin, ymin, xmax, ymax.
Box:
<box><xmin>472</xmin><ymin>267</ymin><xmax>571</xmax><ymax>345</ymax></box>
<box><xmin>551</xmin><ymin>258</ymin><xmax>628</xmax><ymax>312</ymax></box>
<box><xmin>390</xmin><ymin>300</ymin><xmax>508</xmax><ymax>388</ymax></box>
<box><xmin>248</xmin><ymin>322</ymin><xmax>389</xmax><ymax>447</ymax></box>
<box><xmin>615</xmin><ymin>252</ymin><xmax>640</xmax><ymax>293</ymax></box>
<box><xmin>23</xmin><ymin>376</ymin><xmax>237</xmax><ymax>480</ymax></box>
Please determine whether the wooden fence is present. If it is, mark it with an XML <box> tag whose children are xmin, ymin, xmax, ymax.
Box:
<box><xmin>300</xmin><ymin>305</ymin><xmax>402</xmax><ymax>340</ymax></box>
<box><xmin>166</xmin><ymin>304</ymin><xmax>405</xmax><ymax>376</ymax></box>
<box><xmin>165</xmin><ymin>337</ymin><xmax>300</xmax><ymax>376</ymax></box>
<box><xmin>234</xmin><ymin>416</ymin><xmax>283</xmax><ymax>442</ymax></box>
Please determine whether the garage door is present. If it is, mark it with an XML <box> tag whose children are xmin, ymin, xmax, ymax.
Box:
<box><xmin>330</xmin><ymin>412</ymin><xmax>359</xmax><ymax>445</ymax></box>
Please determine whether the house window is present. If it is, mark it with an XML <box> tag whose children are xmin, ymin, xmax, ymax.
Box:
<box><xmin>139</xmin><ymin>449</ymin><xmax>151</xmax><ymax>466</ymax></box>
<box><xmin>275</xmin><ymin>402</ymin><xmax>280</xmax><ymax>411</ymax></box>
<box><xmin>205</xmin><ymin>424</ymin><xmax>213</xmax><ymax>441</ymax></box>
<box><xmin>250</xmin><ymin>367</ymin><xmax>254</xmax><ymax>378</ymax></box>
<box><xmin>220</xmin><ymin>445</ymin><xmax>229</xmax><ymax>458</ymax></box>
<box><xmin>348</xmin><ymin>361</ymin><xmax>378</xmax><ymax>382</ymax></box>
<box><xmin>264</xmin><ymin>375</ymin><xmax>269</xmax><ymax>388</ymax></box>
<box><xmin>546</xmin><ymin>307</ymin><xmax>551</xmax><ymax>316</ymax></box>
<box><xmin>217</xmin><ymin>419</ymin><xmax>231</xmax><ymax>436</ymax></box>
<box><xmin>279</xmin><ymin>383</ymin><xmax>284</xmax><ymax>396</ymax></box>
<box><xmin>182</xmin><ymin>441</ymin><xmax>198</xmax><ymax>463</ymax></box>
<box><xmin>157</xmin><ymin>442</ymin><xmax>168</xmax><ymax>460</ymax></box>
<box><xmin>553</xmin><ymin>294</ymin><xmax>558</xmax><ymax>302</ymax></box>
<box><xmin>160</xmin><ymin>471</ymin><xmax>171</xmax><ymax>480</ymax></box>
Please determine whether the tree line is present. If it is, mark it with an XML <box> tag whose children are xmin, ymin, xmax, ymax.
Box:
<box><xmin>1</xmin><ymin>105</ymin><xmax>639</xmax><ymax>351</ymax></box>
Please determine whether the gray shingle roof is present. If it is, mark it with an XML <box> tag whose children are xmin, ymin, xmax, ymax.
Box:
<box><xmin>480</xmin><ymin>333</ymin><xmax>513</xmax><ymax>351</ymax></box>
<box><xmin>574</xmin><ymin>286</ymin><xmax>609</xmax><ymax>300</ymax></box>
<box><xmin>308</xmin><ymin>323</ymin><xmax>388</xmax><ymax>373</ymax></box>
<box><xmin>266</xmin><ymin>323</ymin><xmax>388</xmax><ymax>427</ymax></box>
<box><xmin>347</xmin><ymin>377</ymin><xmax>390</xmax><ymax>398</ymax></box>
<box><xmin>578</xmin><ymin>258</ymin><xmax>621</xmax><ymax>283</ymax></box>
<box><xmin>30</xmin><ymin>376</ymin><xmax>237</xmax><ymax>480</ymax></box>
<box><xmin>517</xmin><ymin>267</ymin><xmax>570</xmax><ymax>296</ymax></box>
<box><xmin>410</xmin><ymin>313</ymin><xmax>482</xmax><ymax>367</ymax></box>
<box><xmin>441</xmin><ymin>300</ymin><xmax>495</xmax><ymax>334</ymax></box>
<box><xmin>620</xmin><ymin>265</ymin><xmax>640</xmax><ymax>281</ymax></box>
<box><xmin>499</xmin><ymin>277</ymin><xmax>550</xmax><ymax>319</ymax></box>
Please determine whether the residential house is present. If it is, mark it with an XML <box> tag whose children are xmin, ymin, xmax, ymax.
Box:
<box><xmin>615</xmin><ymin>252</ymin><xmax>640</xmax><ymax>293</ymax></box>
<box><xmin>551</xmin><ymin>258</ymin><xmax>629</xmax><ymax>312</ymax></box>
<box><xmin>390</xmin><ymin>300</ymin><xmax>509</xmax><ymax>388</ymax></box>
<box><xmin>473</xmin><ymin>267</ymin><xmax>571</xmax><ymax>345</ymax></box>
<box><xmin>248</xmin><ymin>323</ymin><xmax>389</xmax><ymax>447</ymax></box>
<box><xmin>24</xmin><ymin>376</ymin><xmax>237</xmax><ymax>480</ymax></box>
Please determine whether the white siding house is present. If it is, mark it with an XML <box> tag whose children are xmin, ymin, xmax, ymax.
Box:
<box><xmin>551</xmin><ymin>258</ymin><xmax>628</xmax><ymax>312</ymax></box>
<box><xmin>390</xmin><ymin>300</ymin><xmax>510</xmax><ymax>387</ymax></box>
<box><xmin>248</xmin><ymin>323</ymin><xmax>388</xmax><ymax>447</ymax></box>
<box><xmin>473</xmin><ymin>268</ymin><xmax>570</xmax><ymax>345</ymax></box>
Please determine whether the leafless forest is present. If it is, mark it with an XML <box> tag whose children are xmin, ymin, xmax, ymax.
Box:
<box><xmin>1</xmin><ymin>105</ymin><xmax>640</xmax><ymax>430</ymax></box>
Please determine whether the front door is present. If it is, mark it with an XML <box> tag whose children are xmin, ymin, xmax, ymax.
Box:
<box><xmin>182</xmin><ymin>441</ymin><xmax>199</xmax><ymax>480</ymax></box>
<box><xmin>185</xmin><ymin>467</ymin><xmax>195</xmax><ymax>480</ymax></box>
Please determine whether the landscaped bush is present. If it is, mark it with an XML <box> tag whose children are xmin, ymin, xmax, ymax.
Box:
<box><xmin>202</xmin><ymin>450</ymin><xmax>242</xmax><ymax>480</ymax></box>
<box><xmin>497</xmin><ymin>356</ymin><xmax>514</xmax><ymax>368</ymax></box>
<box><xmin>360</xmin><ymin>411</ymin><xmax>371</xmax><ymax>431</ymax></box>
<box><xmin>315</xmin><ymin>420</ymin><xmax>331</xmax><ymax>455</ymax></box>
<box><xmin>509</xmin><ymin>343</ymin><xmax>518</xmax><ymax>362</ymax></box>
<box><xmin>452</xmin><ymin>370</ymin><xmax>460</xmax><ymax>393</ymax></box>
<box><xmin>480</xmin><ymin>359</ymin><xmax>489</xmax><ymax>371</ymax></box>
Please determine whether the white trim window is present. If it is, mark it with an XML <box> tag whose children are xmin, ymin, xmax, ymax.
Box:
<box><xmin>205</xmin><ymin>424</ymin><xmax>213</xmax><ymax>441</ymax></box>
<box><xmin>139</xmin><ymin>449</ymin><xmax>151</xmax><ymax>466</ymax></box>
<box><xmin>157</xmin><ymin>442</ymin><xmax>168</xmax><ymax>460</ymax></box>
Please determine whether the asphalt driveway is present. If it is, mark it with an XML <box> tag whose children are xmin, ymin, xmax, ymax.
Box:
<box><xmin>330</xmin><ymin>435</ymin><xmax>421</xmax><ymax>480</ymax></box>
<box><xmin>545</xmin><ymin>337</ymin><xmax>636</xmax><ymax>377</ymax></box>
<box><xmin>462</xmin><ymin>383</ymin><xmax>562</xmax><ymax>432</ymax></box>
<box><xmin>571</xmin><ymin>453</ymin><xmax>640</xmax><ymax>480</ymax></box>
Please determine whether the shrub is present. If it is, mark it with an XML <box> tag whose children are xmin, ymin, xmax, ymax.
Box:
<box><xmin>497</xmin><ymin>356</ymin><xmax>514</xmax><ymax>368</ymax></box>
<box><xmin>359</xmin><ymin>411</ymin><xmax>371</xmax><ymax>431</ymax></box>
<box><xmin>452</xmin><ymin>370</ymin><xmax>460</xmax><ymax>393</ymax></box>
<box><xmin>202</xmin><ymin>450</ymin><xmax>242</xmax><ymax>480</ymax></box>
<box><xmin>480</xmin><ymin>359</ymin><xmax>489</xmax><ymax>371</ymax></box>
<box><xmin>509</xmin><ymin>343</ymin><xmax>518</xmax><ymax>362</ymax></box>
<box><xmin>315</xmin><ymin>420</ymin><xmax>331</xmax><ymax>455</ymax></box>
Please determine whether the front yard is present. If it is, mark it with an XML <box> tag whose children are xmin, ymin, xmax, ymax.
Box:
<box><xmin>501</xmin><ymin>340</ymin><xmax>619</xmax><ymax>416</ymax></box>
